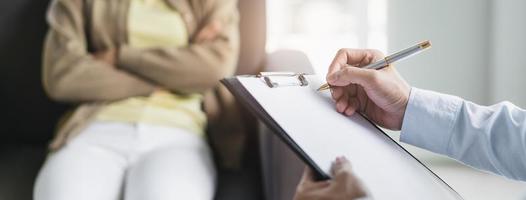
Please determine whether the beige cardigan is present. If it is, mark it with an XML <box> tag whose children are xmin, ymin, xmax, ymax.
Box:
<box><xmin>43</xmin><ymin>0</ymin><xmax>247</xmax><ymax>168</ymax></box>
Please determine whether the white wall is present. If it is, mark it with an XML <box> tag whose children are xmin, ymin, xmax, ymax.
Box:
<box><xmin>490</xmin><ymin>0</ymin><xmax>526</xmax><ymax>107</ymax></box>
<box><xmin>388</xmin><ymin>0</ymin><xmax>491</xmax><ymax>104</ymax></box>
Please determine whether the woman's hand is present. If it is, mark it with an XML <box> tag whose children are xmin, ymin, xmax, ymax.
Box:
<box><xmin>293</xmin><ymin>157</ymin><xmax>367</xmax><ymax>200</ymax></box>
<box><xmin>194</xmin><ymin>20</ymin><xmax>222</xmax><ymax>43</ymax></box>
<box><xmin>326</xmin><ymin>49</ymin><xmax>411</xmax><ymax>130</ymax></box>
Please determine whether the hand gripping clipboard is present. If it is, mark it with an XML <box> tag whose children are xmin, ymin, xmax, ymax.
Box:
<box><xmin>221</xmin><ymin>72</ymin><xmax>462</xmax><ymax>200</ymax></box>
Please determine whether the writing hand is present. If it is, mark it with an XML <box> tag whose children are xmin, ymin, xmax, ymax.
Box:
<box><xmin>326</xmin><ymin>49</ymin><xmax>411</xmax><ymax>130</ymax></box>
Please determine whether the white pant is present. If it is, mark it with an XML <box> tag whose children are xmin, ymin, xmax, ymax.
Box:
<box><xmin>34</xmin><ymin>122</ymin><xmax>216</xmax><ymax>200</ymax></box>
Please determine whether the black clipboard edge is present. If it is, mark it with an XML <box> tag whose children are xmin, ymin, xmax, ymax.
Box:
<box><xmin>221</xmin><ymin>78</ymin><xmax>331</xmax><ymax>180</ymax></box>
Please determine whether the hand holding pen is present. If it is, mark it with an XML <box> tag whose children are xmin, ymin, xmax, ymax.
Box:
<box><xmin>322</xmin><ymin>41</ymin><xmax>431</xmax><ymax>130</ymax></box>
<box><xmin>318</xmin><ymin>40</ymin><xmax>431</xmax><ymax>91</ymax></box>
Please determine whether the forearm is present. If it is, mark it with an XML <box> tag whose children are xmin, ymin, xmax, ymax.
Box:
<box><xmin>400</xmin><ymin>88</ymin><xmax>526</xmax><ymax>181</ymax></box>
<box><xmin>448</xmin><ymin>99</ymin><xmax>526</xmax><ymax>180</ymax></box>
<box><xmin>116</xmin><ymin>0</ymin><xmax>240</xmax><ymax>94</ymax></box>
<box><xmin>43</xmin><ymin>0</ymin><xmax>156</xmax><ymax>103</ymax></box>
<box><xmin>117</xmin><ymin>40</ymin><xmax>238</xmax><ymax>94</ymax></box>
<box><xmin>400</xmin><ymin>88</ymin><xmax>463</xmax><ymax>155</ymax></box>
<box><xmin>43</xmin><ymin>50</ymin><xmax>156</xmax><ymax>102</ymax></box>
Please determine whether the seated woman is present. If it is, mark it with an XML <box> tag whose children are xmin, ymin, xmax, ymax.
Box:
<box><xmin>34</xmin><ymin>0</ymin><xmax>239</xmax><ymax>199</ymax></box>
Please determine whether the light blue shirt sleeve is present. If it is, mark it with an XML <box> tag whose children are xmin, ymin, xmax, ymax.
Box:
<box><xmin>400</xmin><ymin>87</ymin><xmax>526</xmax><ymax>181</ymax></box>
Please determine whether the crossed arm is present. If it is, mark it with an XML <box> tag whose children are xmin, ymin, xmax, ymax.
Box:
<box><xmin>43</xmin><ymin>0</ymin><xmax>239</xmax><ymax>103</ymax></box>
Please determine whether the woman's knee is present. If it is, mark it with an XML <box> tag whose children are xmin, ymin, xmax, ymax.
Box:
<box><xmin>33</xmin><ymin>146</ymin><xmax>126</xmax><ymax>200</ymax></box>
<box><xmin>124</xmin><ymin>147</ymin><xmax>216</xmax><ymax>200</ymax></box>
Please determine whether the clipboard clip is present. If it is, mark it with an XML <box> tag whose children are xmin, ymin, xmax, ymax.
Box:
<box><xmin>256</xmin><ymin>72</ymin><xmax>309</xmax><ymax>88</ymax></box>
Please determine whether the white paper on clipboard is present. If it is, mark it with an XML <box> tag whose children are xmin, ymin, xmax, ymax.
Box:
<box><xmin>235</xmin><ymin>75</ymin><xmax>461</xmax><ymax>200</ymax></box>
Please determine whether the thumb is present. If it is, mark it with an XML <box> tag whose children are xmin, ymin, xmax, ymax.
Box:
<box><xmin>331</xmin><ymin>156</ymin><xmax>353</xmax><ymax>178</ymax></box>
<box><xmin>327</xmin><ymin>67</ymin><xmax>377</xmax><ymax>88</ymax></box>
<box><xmin>299</xmin><ymin>166</ymin><xmax>315</xmax><ymax>183</ymax></box>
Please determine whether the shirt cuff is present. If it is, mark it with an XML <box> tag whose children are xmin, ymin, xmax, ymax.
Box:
<box><xmin>400</xmin><ymin>87</ymin><xmax>463</xmax><ymax>155</ymax></box>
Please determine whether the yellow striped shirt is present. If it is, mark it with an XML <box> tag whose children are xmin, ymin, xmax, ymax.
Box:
<box><xmin>96</xmin><ymin>0</ymin><xmax>206</xmax><ymax>135</ymax></box>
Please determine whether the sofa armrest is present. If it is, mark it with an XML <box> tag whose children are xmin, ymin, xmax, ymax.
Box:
<box><xmin>264</xmin><ymin>49</ymin><xmax>315</xmax><ymax>74</ymax></box>
<box><xmin>259</xmin><ymin>49</ymin><xmax>313</xmax><ymax>200</ymax></box>
<box><xmin>259</xmin><ymin>125</ymin><xmax>304</xmax><ymax>200</ymax></box>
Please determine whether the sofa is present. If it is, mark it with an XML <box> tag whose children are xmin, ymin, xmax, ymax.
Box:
<box><xmin>0</xmin><ymin>0</ymin><xmax>310</xmax><ymax>199</ymax></box>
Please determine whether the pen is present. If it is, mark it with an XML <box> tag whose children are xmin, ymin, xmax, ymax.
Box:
<box><xmin>317</xmin><ymin>40</ymin><xmax>432</xmax><ymax>91</ymax></box>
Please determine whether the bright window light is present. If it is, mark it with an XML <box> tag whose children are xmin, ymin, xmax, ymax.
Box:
<box><xmin>267</xmin><ymin>0</ymin><xmax>388</xmax><ymax>74</ymax></box>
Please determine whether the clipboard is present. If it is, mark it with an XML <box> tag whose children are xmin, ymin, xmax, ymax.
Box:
<box><xmin>223</xmin><ymin>73</ymin><xmax>326</xmax><ymax>178</ymax></box>
<box><xmin>221</xmin><ymin>72</ymin><xmax>462</xmax><ymax>199</ymax></box>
